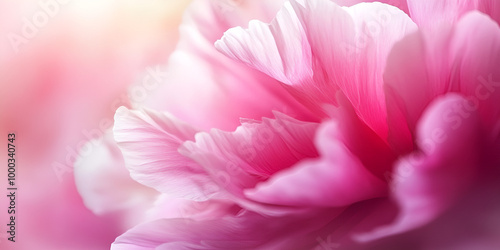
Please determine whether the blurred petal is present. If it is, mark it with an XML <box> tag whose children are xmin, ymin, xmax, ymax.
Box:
<box><xmin>113</xmin><ymin>106</ymin><xmax>216</xmax><ymax>201</ymax></box>
<box><xmin>0</xmin><ymin>0</ymin><xmax>189</xmax><ymax>249</ymax></box>
<box><xmin>361</xmin><ymin>184</ymin><xmax>500</xmax><ymax>249</ymax></box>
<box><xmin>359</xmin><ymin>94</ymin><xmax>481</xmax><ymax>241</ymax></box>
<box><xmin>334</xmin><ymin>0</ymin><xmax>409</xmax><ymax>14</ymax></box>
<box><xmin>145</xmin><ymin>195</ymin><xmax>240</xmax><ymax>221</ymax></box>
<box><xmin>112</xmin><ymin>210</ymin><xmax>338</xmax><ymax>250</ymax></box>
<box><xmin>74</xmin><ymin>131</ymin><xmax>158</xmax><ymax>218</ymax></box>
<box><xmin>384</xmin><ymin>11</ymin><xmax>500</xmax><ymax>152</ymax></box>
<box><xmin>407</xmin><ymin>0</ymin><xmax>500</xmax><ymax>26</ymax></box>
<box><xmin>143</xmin><ymin>0</ymin><xmax>315</xmax><ymax>131</ymax></box>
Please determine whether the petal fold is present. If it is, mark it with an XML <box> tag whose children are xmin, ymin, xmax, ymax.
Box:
<box><xmin>358</xmin><ymin>94</ymin><xmax>481</xmax><ymax>241</ymax></box>
<box><xmin>217</xmin><ymin>0</ymin><xmax>417</xmax><ymax>140</ymax></box>
<box><xmin>245</xmin><ymin>119</ymin><xmax>387</xmax><ymax>207</ymax></box>
<box><xmin>113</xmin><ymin>106</ymin><xmax>216</xmax><ymax>200</ymax></box>
<box><xmin>179</xmin><ymin>112</ymin><xmax>320</xmax><ymax>198</ymax></box>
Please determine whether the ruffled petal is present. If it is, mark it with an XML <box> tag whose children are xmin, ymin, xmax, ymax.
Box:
<box><xmin>179</xmin><ymin>112</ymin><xmax>319</xmax><ymax>199</ymax></box>
<box><xmin>216</xmin><ymin>0</ymin><xmax>332</xmax><ymax>117</ymax></box>
<box><xmin>216</xmin><ymin>1</ymin><xmax>313</xmax><ymax>87</ymax></box>
<box><xmin>217</xmin><ymin>0</ymin><xmax>417</xmax><ymax>140</ymax></box>
<box><xmin>307</xmin><ymin>1</ymin><xmax>416</xmax><ymax>140</ymax></box>
<box><xmin>143</xmin><ymin>0</ymin><xmax>315</xmax><ymax>132</ymax></box>
<box><xmin>245</xmin><ymin>119</ymin><xmax>387</xmax><ymax>207</ymax></box>
<box><xmin>113</xmin><ymin>106</ymin><xmax>216</xmax><ymax>201</ymax></box>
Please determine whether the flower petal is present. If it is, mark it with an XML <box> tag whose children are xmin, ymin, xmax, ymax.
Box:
<box><xmin>358</xmin><ymin>185</ymin><xmax>500</xmax><ymax>249</ymax></box>
<box><xmin>113</xmin><ymin>106</ymin><xmax>216</xmax><ymax>200</ymax></box>
<box><xmin>216</xmin><ymin>1</ymin><xmax>313</xmax><ymax>87</ymax></box>
<box><xmin>358</xmin><ymin>94</ymin><xmax>481</xmax><ymax>241</ymax></box>
<box><xmin>217</xmin><ymin>0</ymin><xmax>417</xmax><ymax>140</ymax></box>
<box><xmin>334</xmin><ymin>0</ymin><xmax>409</xmax><ymax>14</ymax></box>
<box><xmin>111</xmin><ymin>209</ymin><xmax>337</xmax><ymax>250</ymax></box>
<box><xmin>145</xmin><ymin>195</ymin><xmax>240</xmax><ymax>222</ymax></box>
<box><xmin>384</xmin><ymin>11</ymin><xmax>500</xmax><ymax>152</ymax></box>
<box><xmin>245</xmin><ymin>118</ymin><xmax>387</xmax><ymax>207</ymax></box>
<box><xmin>74</xmin><ymin>131</ymin><xmax>158</xmax><ymax>218</ymax></box>
<box><xmin>143</xmin><ymin>0</ymin><xmax>315</xmax><ymax>132</ymax></box>
<box><xmin>179</xmin><ymin>112</ymin><xmax>319</xmax><ymax>200</ymax></box>
<box><xmin>303</xmin><ymin>1</ymin><xmax>416</xmax><ymax>140</ymax></box>
<box><xmin>407</xmin><ymin>0</ymin><xmax>500</xmax><ymax>26</ymax></box>
<box><xmin>216</xmin><ymin>0</ymin><xmax>333</xmax><ymax>118</ymax></box>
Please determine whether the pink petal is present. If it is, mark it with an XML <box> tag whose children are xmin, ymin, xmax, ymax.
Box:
<box><xmin>310</xmin><ymin>1</ymin><xmax>416</xmax><ymax>140</ymax></box>
<box><xmin>143</xmin><ymin>0</ymin><xmax>315</xmax><ymax>132</ymax></box>
<box><xmin>448</xmin><ymin>12</ymin><xmax>500</xmax><ymax>137</ymax></box>
<box><xmin>113</xmin><ymin>107</ymin><xmax>216</xmax><ymax>201</ymax></box>
<box><xmin>217</xmin><ymin>0</ymin><xmax>417</xmax><ymax>140</ymax></box>
<box><xmin>358</xmin><ymin>94</ymin><xmax>481</xmax><ymax>241</ymax></box>
<box><xmin>74</xmin><ymin>131</ymin><xmax>158</xmax><ymax>219</ymax></box>
<box><xmin>216</xmin><ymin>0</ymin><xmax>333</xmax><ymax>118</ymax></box>
<box><xmin>179</xmin><ymin>112</ymin><xmax>319</xmax><ymax>198</ymax></box>
<box><xmin>330</xmin><ymin>93</ymin><xmax>398</xmax><ymax>179</ymax></box>
<box><xmin>333</xmin><ymin>0</ymin><xmax>409</xmax><ymax>15</ymax></box>
<box><xmin>216</xmin><ymin>1</ymin><xmax>314</xmax><ymax>88</ymax></box>
<box><xmin>359</xmin><ymin>185</ymin><xmax>500</xmax><ymax>249</ymax></box>
<box><xmin>407</xmin><ymin>0</ymin><xmax>500</xmax><ymax>27</ymax></box>
<box><xmin>143</xmin><ymin>193</ymin><xmax>240</xmax><ymax>222</ymax></box>
<box><xmin>112</xmin><ymin>209</ymin><xmax>338</xmax><ymax>249</ymax></box>
<box><xmin>384</xmin><ymin>11</ymin><xmax>500</xmax><ymax>152</ymax></box>
<box><xmin>245</xmin><ymin>119</ymin><xmax>387</xmax><ymax>207</ymax></box>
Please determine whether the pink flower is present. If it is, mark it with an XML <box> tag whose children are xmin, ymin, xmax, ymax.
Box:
<box><xmin>76</xmin><ymin>0</ymin><xmax>500</xmax><ymax>249</ymax></box>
